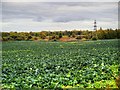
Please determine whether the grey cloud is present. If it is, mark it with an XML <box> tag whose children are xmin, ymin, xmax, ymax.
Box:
<box><xmin>2</xmin><ymin>2</ymin><xmax>60</xmax><ymax>22</ymax></box>
<box><xmin>2</xmin><ymin>0</ymin><xmax>120</xmax><ymax>2</ymax></box>
<box><xmin>33</xmin><ymin>17</ymin><xmax>47</xmax><ymax>22</ymax></box>
<box><xmin>2</xmin><ymin>2</ymin><xmax>118</xmax><ymax>23</ymax></box>
<box><xmin>46</xmin><ymin>2</ymin><xmax>107</xmax><ymax>7</ymax></box>
<box><xmin>53</xmin><ymin>3</ymin><xmax>117</xmax><ymax>22</ymax></box>
<box><xmin>53</xmin><ymin>14</ymin><xmax>89</xmax><ymax>22</ymax></box>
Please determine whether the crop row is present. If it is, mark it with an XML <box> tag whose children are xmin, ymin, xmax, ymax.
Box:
<box><xmin>2</xmin><ymin>39</ymin><xmax>120</xmax><ymax>89</ymax></box>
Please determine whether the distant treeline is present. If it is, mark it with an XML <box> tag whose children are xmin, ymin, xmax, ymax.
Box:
<box><xmin>1</xmin><ymin>29</ymin><xmax>120</xmax><ymax>41</ymax></box>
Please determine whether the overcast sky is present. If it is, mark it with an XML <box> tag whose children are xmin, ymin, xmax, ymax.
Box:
<box><xmin>1</xmin><ymin>1</ymin><xmax>119</xmax><ymax>32</ymax></box>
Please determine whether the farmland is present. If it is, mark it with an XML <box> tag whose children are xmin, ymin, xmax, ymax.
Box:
<box><xmin>2</xmin><ymin>39</ymin><xmax>120</xmax><ymax>89</ymax></box>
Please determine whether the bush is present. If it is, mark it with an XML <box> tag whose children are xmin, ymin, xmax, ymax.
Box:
<box><xmin>76</xmin><ymin>36</ymin><xmax>82</xmax><ymax>39</ymax></box>
<box><xmin>81</xmin><ymin>38</ymin><xmax>87</xmax><ymax>41</ymax></box>
<box><xmin>92</xmin><ymin>37</ymin><xmax>97</xmax><ymax>40</ymax></box>
<box><xmin>2</xmin><ymin>37</ymin><xmax>13</xmax><ymax>41</ymax></box>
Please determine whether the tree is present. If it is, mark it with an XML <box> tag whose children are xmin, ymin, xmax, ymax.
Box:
<box><xmin>27</xmin><ymin>36</ymin><xmax>32</xmax><ymax>40</ymax></box>
<box><xmin>40</xmin><ymin>32</ymin><xmax>46</xmax><ymax>39</ymax></box>
<box><xmin>72</xmin><ymin>33</ymin><xmax>76</xmax><ymax>38</ymax></box>
<box><xmin>10</xmin><ymin>32</ymin><xmax>18</xmax><ymax>40</ymax></box>
<box><xmin>58</xmin><ymin>32</ymin><xmax>63</xmax><ymax>38</ymax></box>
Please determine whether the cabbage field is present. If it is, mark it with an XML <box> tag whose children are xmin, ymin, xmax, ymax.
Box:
<box><xmin>2</xmin><ymin>39</ymin><xmax>120</xmax><ymax>89</ymax></box>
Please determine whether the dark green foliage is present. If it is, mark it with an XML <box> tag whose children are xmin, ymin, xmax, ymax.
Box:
<box><xmin>2</xmin><ymin>39</ymin><xmax>120</xmax><ymax>89</ymax></box>
<box><xmin>92</xmin><ymin>37</ymin><xmax>97</xmax><ymax>40</ymax></box>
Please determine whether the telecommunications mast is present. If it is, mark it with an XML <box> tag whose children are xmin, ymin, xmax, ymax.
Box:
<box><xmin>94</xmin><ymin>20</ymin><xmax>97</xmax><ymax>30</ymax></box>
